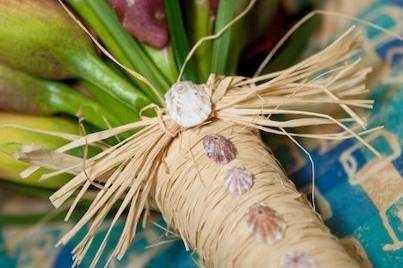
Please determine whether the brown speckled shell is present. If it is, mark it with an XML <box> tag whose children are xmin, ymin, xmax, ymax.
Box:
<box><xmin>281</xmin><ymin>250</ymin><xmax>319</xmax><ymax>268</ymax></box>
<box><xmin>202</xmin><ymin>134</ymin><xmax>236</xmax><ymax>164</ymax></box>
<box><xmin>247</xmin><ymin>204</ymin><xmax>287</xmax><ymax>245</ymax></box>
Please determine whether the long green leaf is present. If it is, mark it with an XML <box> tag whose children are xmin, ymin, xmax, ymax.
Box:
<box><xmin>79</xmin><ymin>81</ymin><xmax>138</xmax><ymax>124</ymax></box>
<box><xmin>0</xmin><ymin>0</ymin><xmax>152</xmax><ymax>115</ymax></box>
<box><xmin>66</xmin><ymin>51</ymin><xmax>151</xmax><ymax>117</ymax></box>
<box><xmin>141</xmin><ymin>45</ymin><xmax>178</xmax><ymax>84</ymax></box>
<box><xmin>210</xmin><ymin>0</ymin><xmax>237</xmax><ymax>75</ymax></box>
<box><xmin>262</xmin><ymin>16</ymin><xmax>318</xmax><ymax>73</ymax></box>
<box><xmin>187</xmin><ymin>0</ymin><xmax>213</xmax><ymax>82</ymax></box>
<box><xmin>68</xmin><ymin>0</ymin><xmax>170</xmax><ymax>103</ymax></box>
<box><xmin>0</xmin><ymin>63</ymin><xmax>122</xmax><ymax>130</ymax></box>
<box><xmin>0</xmin><ymin>114</ymin><xmax>78</xmax><ymax>188</ymax></box>
<box><xmin>165</xmin><ymin>0</ymin><xmax>198</xmax><ymax>82</ymax></box>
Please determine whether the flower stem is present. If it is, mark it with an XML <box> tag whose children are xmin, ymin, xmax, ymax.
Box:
<box><xmin>165</xmin><ymin>0</ymin><xmax>198</xmax><ymax>82</ymax></box>
<box><xmin>211</xmin><ymin>0</ymin><xmax>237</xmax><ymax>75</ymax></box>
<box><xmin>186</xmin><ymin>0</ymin><xmax>213</xmax><ymax>82</ymax></box>
<box><xmin>68</xmin><ymin>0</ymin><xmax>169</xmax><ymax>102</ymax></box>
<box><xmin>79</xmin><ymin>81</ymin><xmax>138</xmax><ymax>124</ymax></box>
<box><xmin>66</xmin><ymin>51</ymin><xmax>150</xmax><ymax>118</ymax></box>
<box><xmin>0</xmin><ymin>64</ymin><xmax>122</xmax><ymax>130</ymax></box>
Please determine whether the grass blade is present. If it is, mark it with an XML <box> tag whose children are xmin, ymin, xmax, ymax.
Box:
<box><xmin>68</xmin><ymin>0</ymin><xmax>170</xmax><ymax>102</ymax></box>
<box><xmin>186</xmin><ymin>0</ymin><xmax>213</xmax><ymax>82</ymax></box>
<box><xmin>261</xmin><ymin>16</ymin><xmax>318</xmax><ymax>73</ymax></box>
<box><xmin>141</xmin><ymin>45</ymin><xmax>178</xmax><ymax>84</ymax></box>
<box><xmin>79</xmin><ymin>81</ymin><xmax>138</xmax><ymax>124</ymax></box>
<box><xmin>0</xmin><ymin>114</ymin><xmax>78</xmax><ymax>188</ymax></box>
<box><xmin>210</xmin><ymin>0</ymin><xmax>237</xmax><ymax>75</ymax></box>
<box><xmin>0</xmin><ymin>64</ymin><xmax>122</xmax><ymax>130</ymax></box>
<box><xmin>165</xmin><ymin>0</ymin><xmax>198</xmax><ymax>82</ymax></box>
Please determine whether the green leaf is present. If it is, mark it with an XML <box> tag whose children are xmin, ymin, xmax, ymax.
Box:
<box><xmin>79</xmin><ymin>81</ymin><xmax>138</xmax><ymax>124</ymax></box>
<box><xmin>141</xmin><ymin>45</ymin><xmax>178</xmax><ymax>84</ymax></box>
<box><xmin>0</xmin><ymin>64</ymin><xmax>123</xmax><ymax>130</ymax></box>
<box><xmin>186</xmin><ymin>0</ymin><xmax>213</xmax><ymax>82</ymax></box>
<box><xmin>0</xmin><ymin>114</ymin><xmax>78</xmax><ymax>189</ymax></box>
<box><xmin>165</xmin><ymin>0</ymin><xmax>198</xmax><ymax>82</ymax></box>
<box><xmin>66</xmin><ymin>51</ymin><xmax>151</xmax><ymax>116</ymax></box>
<box><xmin>211</xmin><ymin>0</ymin><xmax>237</xmax><ymax>75</ymax></box>
<box><xmin>0</xmin><ymin>211</ymin><xmax>67</xmax><ymax>226</ymax></box>
<box><xmin>0</xmin><ymin>0</ymin><xmax>153</xmax><ymax>114</ymax></box>
<box><xmin>68</xmin><ymin>0</ymin><xmax>169</xmax><ymax>103</ymax></box>
<box><xmin>262</xmin><ymin>16</ymin><xmax>318</xmax><ymax>73</ymax></box>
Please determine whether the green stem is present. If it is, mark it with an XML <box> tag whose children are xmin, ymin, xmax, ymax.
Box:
<box><xmin>0</xmin><ymin>205</ymin><xmax>86</xmax><ymax>226</ymax></box>
<box><xmin>212</xmin><ymin>0</ymin><xmax>272</xmax><ymax>75</ymax></box>
<box><xmin>262</xmin><ymin>16</ymin><xmax>318</xmax><ymax>73</ymax></box>
<box><xmin>0</xmin><ymin>64</ymin><xmax>121</xmax><ymax>130</ymax></box>
<box><xmin>0</xmin><ymin>180</ymin><xmax>54</xmax><ymax>199</ymax></box>
<box><xmin>165</xmin><ymin>0</ymin><xmax>198</xmax><ymax>82</ymax></box>
<box><xmin>80</xmin><ymin>81</ymin><xmax>138</xmax><ymax>124</ymax></box>
<box><xmin>0</xmin><ymin>114</ymin><xmax>79</xmax><ymax>189</ymax></box>
<box><xmin>45</xmin><ymin>81</ymin><xmax>122</xmax><ymax>129</ymax></box>
<box><xmin>226</xmin><ymin>13</ymin><xmax>252</xmax><ymax>74</ymax></box>
<box><xmin>211</xmin><ymin>0</ymin><xmax>237</xmax><ymax>75</ymax></box>
<box><xmin>141</xmin><ymin>45</ymin><xmax>178</xmax><ymax>84</ymax></box>
<box><xmin>67</xmin><ymin>51</ymin><xmax>151</xmax><ymax>119</ymax></box>
<box><xmin>187</xmin><ymin>0</ymin><xmax>213</xmax><ymax>82</ymax></box>
<box><xmin>68</xmin><ymin>0</ymin><xmax>169</xmax><ymax>103</ymax></box>
<box><xmin>0</xmin><ymin>212</ymin><xmax>66</xmax><ymax>226</ymax></box>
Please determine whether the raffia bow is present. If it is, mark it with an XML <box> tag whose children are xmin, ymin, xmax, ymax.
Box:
<box><xmin>16</xmin><ymin>27</ymin><xmax>380</xmax><ymax>267</ymax></box>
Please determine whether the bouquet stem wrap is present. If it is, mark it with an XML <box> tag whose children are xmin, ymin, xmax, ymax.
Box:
<box><xmin>17</xmin><ymin>27</ymin><xmax>378</xmax><ymax>267</ymax></box>
<box><xmin>155</xmin><ymin>119</ymin><xmax>358</xmax><ymax>267</ymax></box>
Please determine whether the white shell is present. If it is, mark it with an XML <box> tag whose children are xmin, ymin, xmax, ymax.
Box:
<box><xmin>165</xmin><ymin>81</ymin><xmax>212</xmax><ymax>128</ymax></box>
<box><xmin>224</xmin><ymin>167</ymin><xmax>252</xmax><ymax>194</ymax></box>
<box><xmin>281</xmin><ymin>250</ymin><xmax>319</xmax><ymax>268</ymax></box>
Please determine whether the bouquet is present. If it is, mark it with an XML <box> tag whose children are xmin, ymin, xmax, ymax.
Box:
<box><xmin>1</xmin><ymin>0</ymin><xmax>400</xmax><ymax>267</ymax></box>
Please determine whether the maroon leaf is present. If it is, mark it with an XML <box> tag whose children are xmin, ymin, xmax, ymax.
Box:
<box><xmin>210</xmin><ymin>0</ymin><xmax>219</xmax><ymax>15</ymax></box>
<box><xmin>108</xmin><ymin>0</ymin><xmax>169</xmax><ymax>48</ymax></box>
<box><xmin>108</xmin><ymin>0</ymin><xmax>126</xmax><ymax>19</ymax></box>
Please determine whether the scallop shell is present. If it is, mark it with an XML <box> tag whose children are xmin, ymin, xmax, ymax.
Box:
<box><xmin>165</xmin><ymin>81</ymin><xmax>211</xmax><ymax>128</ymax></box>
<box><xmin>224</xmin><ymin>167</ymin><xmax>252</xmax><ymax>194</ymax></box>
<box><xmin>281</xmin><ymin>250</ymin><xmax>319</xmax><ymax>268</ymax></box>
<box><xmin>246</xmin><ymin>204</ymin><xmax>287</xmax><ymax>245</ymax></box>
<box><xmin>203</xmin><ymin>134</ymin><xmax>236</xmax><ymax>164</ymax></box>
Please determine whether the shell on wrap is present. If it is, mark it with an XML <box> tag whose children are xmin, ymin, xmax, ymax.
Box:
<box><xmin>281</xmin><ymin>250</ymin><xmax>319</xmax><ymax>268</ymax></box>
<box><xmin>224</xmin><ymin>167</ymin><xmax>253</xmax><ymax>194</ymax></box>
<box><xmin>165</xmin><ymin>81</ymin><xmax>212</xmax><ymax>128</ymax></box>
<box><xmin>203</xmin><ymin>134</ymin><xmax>237</xmax><ymax>164</ymax></box>
<box><xmin>247</xmin><ymin>203</ymin><xmax>287</xmax><ymax>245</ymax></box>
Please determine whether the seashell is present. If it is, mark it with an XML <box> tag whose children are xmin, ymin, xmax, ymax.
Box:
<box><xmin>224</xmin><ymin>167</ymin><xmax>252</xmax><ymax>194</ymax></box>
<box><xmin>281</xmin><ymin>250</ymin><xmax>319</xmax><ymax>268</ymax></box>
<box><xmin>203</xmin><ymin>134</ymin><xmax>236</xmax><ymax>164</ymax></box>
<box><xmin>165</xmin><ymin>81</ymin><xmax>211</xmax><ymax>128</ymax></box>
<box><xmin>246</xmin><ymin>204</ymin><xmax>287</xmax><ymax>245</ymax></box>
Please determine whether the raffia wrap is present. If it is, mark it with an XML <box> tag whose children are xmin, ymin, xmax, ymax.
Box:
<box><xmin>17</xmin><ymin>28</ymin><xmax>377</xmax><ymax>267</ymax></box>
<box><xmin>155</xmin><ymin>119</ymin><xmax>358</xmax><ymax>267</ymax></box>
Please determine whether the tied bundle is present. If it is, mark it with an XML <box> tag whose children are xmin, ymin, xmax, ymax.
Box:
<box><xmin>17</xmin><ymin>27</ymin><xmax>379</xmax><ymax>267</ymax></box>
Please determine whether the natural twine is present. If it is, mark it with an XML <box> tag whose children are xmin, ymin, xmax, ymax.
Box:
<box><xmin>16</xmin><ymin>28</ymin><xmax>378</xmax><ymax>267</ymax></box>
<box><xmin>155</xmin><ymin>120</ymin><xmax>358</xmax><ymax>267</ymax></box>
